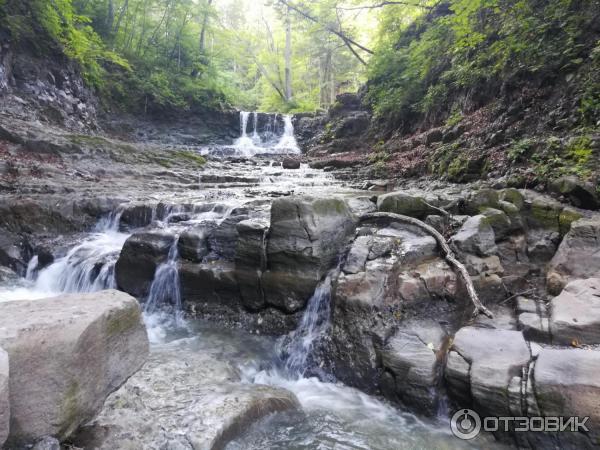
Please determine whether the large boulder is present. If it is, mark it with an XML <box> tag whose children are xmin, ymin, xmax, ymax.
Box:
<box><xmin>534</xmin><ymin>348</ymin><xmax>600</xmax><ymax>447</ymax></box>
<box><xmin>115</xmin><ymin>231</ymin><xmax>176</xmax><ymax>297</ymax></box>
<box><xmin>450</xmin><ymin>215</ymin><xmax>497</xmax><ymax>257</ymax></box>
<box><xmin>549</xmin><ymin>175</ymin><xmax>600</xmax><ymax>210</ymax></box>
<box><xmin>0</xmin><ymin>291</ymin><xmax>148</xmax><ymax>446</ymax></box>
<box><xmin>261</xmin><ymin>196</ymin><xmax>357</xmax><ymax>313</ymax></box>
<box><xmin>0</xmin><ymin>347</ymin><xmax>8</xmax><ymax>448</ymax></box>
<box><xmin>445</xmin><ymin>327</ymin><xmax>531</xmax><ymax>417</ymax></box>
<box><xmin>550</xmin><ymin>278</ymin><xmax>600</xmax><ymax>345</ymax></box>
<box><xmin>547</xmin><ymin>218</ymin><xmax>600</xmax><ymax>294</ymax></box>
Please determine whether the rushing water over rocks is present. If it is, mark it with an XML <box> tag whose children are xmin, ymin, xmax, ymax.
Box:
<box><xmin>0</xmin><ymin>117</ymin><xmax>513</xmax><ymax>449</ymax></box>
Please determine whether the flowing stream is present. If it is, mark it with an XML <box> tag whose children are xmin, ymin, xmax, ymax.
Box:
<box><xmin>0</xmin><ymin>112</ymin><xmax>498</xmax><ymax>449</ymax></box>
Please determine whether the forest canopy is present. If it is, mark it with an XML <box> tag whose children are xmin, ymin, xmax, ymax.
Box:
<box><xmin>0</xmin><ymin>0</ymin><xmax>597</xmax><ymax>120</ymax></box>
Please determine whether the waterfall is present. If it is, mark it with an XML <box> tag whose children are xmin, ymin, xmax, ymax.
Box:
<box><xmin>33</xmin><ymin>231</ymin><xmax>126</xmax><ymax>294</ymax></box>
<box><xmin>280</xmin><ymin>274</ymin><xmax>333</xmax><ymax>377</ymax></box>
<box><xmin>20</xmin><ymin>214</ymin><xmax>128</xmax><ymax>298</ymax></box>
<box><xmin>251</xmin><ymin>111</ymin><xmax>260</xmax><ymax>144</ymax></box>
<box><xmin>144</xmin><ymin>239</ymin><xmax>183</xmax><ymax>324</ymax></box>
<box><xmin>25</xmin><ymin>255</ymin><xmax>38</xmax><ymax>281</ymax></box>
<box><xmin>233</xmin><ymin>111</ymin><xmax>255</xmax><ymax>151</ymax></box>
<box><xmin>231</xmin><ymin>111</ymin><xmax>299</xmax><ymax>156</ymax></box>
<box><xmin>275</xmin><ymin>115</ymin><xmax>300</xmax><ymax>152</ymax></box>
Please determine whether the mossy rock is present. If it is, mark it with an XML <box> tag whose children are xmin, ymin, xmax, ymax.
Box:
<box><xmin>464</xmin><ymin>189</ymin><xmax>500</xmax><ymax>215</ymax></box>
<box><xmin>528</xmin><ymin>198</ymin><xmax>562</xmax><ymax>231</ymax></box>
<box><xmin>482</xmin><ymin>208</ymin><xmax>512</xmax><ymax>239</ymax></box>
<box><xmin>500</xmin><ymin>189</ymin><xmax>525</xmax><ymax>210</ymax></box>
<box><xmin>377</xmin><ymin>192</ymin><xmax>436</xmax><ymax>219</ymax></box>
<box><xmin>559</xmin><ymin>207</ymin><xmax>584</xmax><ymax>236</ymax></box>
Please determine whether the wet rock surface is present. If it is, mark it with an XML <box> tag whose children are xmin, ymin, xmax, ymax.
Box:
<box><xmin>72</xmin><ymin>335</ymin><xmax>299</xmax><ymax>450</ymax></box>
<box><xmin>0</xmin><ymin>290</ymin><xmax>148</xmax><ymax>446</ymax></box>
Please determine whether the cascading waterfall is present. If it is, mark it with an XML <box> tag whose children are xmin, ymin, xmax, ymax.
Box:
<box><xmin>32</xmin><ymin>228</ymin><xmax>127</xmax><ymax>294</ymax></box>
<box><xmin>234</xmin><ymin>111</ymin><xmax>254</xmax><ymax>151</ymax></box>
<box><xmin>232</xmin><ymin>111</ymin><xmax>300</xmax><ymax>156</ymax></box>
<box><xmin>274</xmin><ymin>114</ymin><xmax>300</xmax><ymax>152</ymax></box>
<box><xmin>280</xmin><ymin>274</ymin><xmax>333</xmax><ymax>377</ymax></box>
<box><xmin>144</xmin><ymin>238</ymin><xmax>182</xmax><ymax>321</ymax></box>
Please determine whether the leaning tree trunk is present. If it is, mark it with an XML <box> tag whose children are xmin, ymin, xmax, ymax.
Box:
<box><xmin>360</xmin><ymin>212</ymin><xmax>494</xmax><ymax>319</ymax></box>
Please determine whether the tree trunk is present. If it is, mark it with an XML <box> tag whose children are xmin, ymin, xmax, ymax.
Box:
<box><xmin>107</xmin><ymin>0</ymin><xmax>115</xmax><ymax>38</ymax></box>
<box><xmin>284</xmin><ymin>6</ymin><xmax>292</xmax><ymax>102</ymax></box>
<box><xmin>199</xmin><ymin>0</ymin><xmax>213</xmax><ymax>54</ymax></box>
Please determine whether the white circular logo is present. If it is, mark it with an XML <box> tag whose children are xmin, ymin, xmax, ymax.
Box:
<box><xmin>451</xmin><ymin>409</ymin><xmax>482</xmax><ymax>440</ymax></box>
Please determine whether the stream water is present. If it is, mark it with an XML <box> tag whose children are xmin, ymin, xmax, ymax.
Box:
<box><xmin>0</xmin><ymin>113</ymin><xmax>501</xmax><ymax>449</ymax></box>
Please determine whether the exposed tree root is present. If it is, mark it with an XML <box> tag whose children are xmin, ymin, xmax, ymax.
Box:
<box><xmin>360</xmin><ymin>212</ymin><xmax>494</xmax><ymax>319</ymax></box>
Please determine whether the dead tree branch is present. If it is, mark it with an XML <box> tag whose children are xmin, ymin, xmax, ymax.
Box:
<box><xmin>360</xmin><ymin>212</ymin><xmax>494</xmax><ymax>319</ymax></box>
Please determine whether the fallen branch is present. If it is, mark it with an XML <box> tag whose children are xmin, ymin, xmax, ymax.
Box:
<box><xmin>360</xmin><ymin>212</ymin><xmax>494</xmax><ymax>319</ymax></box>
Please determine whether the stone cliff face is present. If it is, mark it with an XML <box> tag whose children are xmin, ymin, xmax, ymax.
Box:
<box><xmin>0</xmin><ymin>41</ymin><xmax>98</xmax><ymax>131</ymax></box>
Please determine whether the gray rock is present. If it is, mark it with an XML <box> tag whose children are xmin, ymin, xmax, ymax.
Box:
<box><xmin>282</xmin><ymin>158</ymin><xmax>301</xmax><ymax>169</ymax></box>
<box><xmin>534</xmin><ymin>348</ymin><xmax>600</xmax><ymax>446</ymax></box>
<box><xmin>72</xmin><ymin>341</ymin><xmax>298</xmax><ymax>450</ymax></box>
<box><xmin>0</xmin><ymin>347</ymin><xmax>8</xmax><ymax>448</ymax></box>
<box><xmin>261</xmin><ymin>196</ymin><xmax>357</xmax><ymax>312</ymax></box>
<box><xmin>235</xmin><ymin>219</ymin><xmax>269</xmax><ymax>310</ymax></box>
<box><xmin>550</xmin><ymin>278</ymin><xmax>600</xmax><ymax>345</ymax></box>
<box><xmin>445</xmin><ymin>327</ymin><xmax>530</xmax><ymax>417</ymax></box>
<box><xmin>481</xmin><ymin>208</ymin><xmax>513</xmax><ymax>240</ymax></box>
<box><xmin>463</xmin><ymin>189</ymin><xmax>500</xmax><ymax>215</ymax></box>
<box><xmin>518</xmin><ymin>312</ymin><xmax>551</xmax><ymax>343</ymax></box>
<box><xmin>377</xmin><ymin>192</ymin><xmax>438</xmax><ymax>219</ymax></box>
<box><xmin>118</xmin><ymin>203</ymin><xmax>156</xmax><ymax>230</ymax></box>
<box><xmin>178</xmin><ymin>228</ymin><xmax>210</xmax><ymax>263</ymax></box>
<box><xmin>450</xmin><ymin>215</ymin><xmax>497</xmax><ymax>257</ymax></box>
<box><xmin>547</xmin><ymin>218</ymin><xmax>600</xmax><ymax>294</ymax></box>
<box><xmin>549</xmin><ymin>175</ymin><xmax>599</xmax><ymax>210</ymax></box>
<box><xmin>115</xmin><ymin>231</ymin><xmax>176</xmax><ymax>297</ymax></box>
<box><xmin>0</xmin><ymin>291</ymin><xmax>148</xmax><ymax>445</ymax></box>
<box><xmin>527</xmin><ymin>230</ymin><xmax>560</xmax><ymax>263</ymax></box>
<box><xmin>380</xmin><ymin>322</ymin><xmax>447</xmax><ymax>414</ymax></box>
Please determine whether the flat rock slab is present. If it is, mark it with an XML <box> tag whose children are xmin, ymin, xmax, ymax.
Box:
<box><xmin>73</xmin><ymin>339</ymin><xmax>299</xmax><ymax>450</ymax></box>
<box><xmin>0</xmin><ymin>290</ymin><xmax>149</xmax><ymax>446</ymax></box>
<box><xmin>551</xmin><ymin>278</ymin><xmax>600</xmax><ymax>345</ymax></box>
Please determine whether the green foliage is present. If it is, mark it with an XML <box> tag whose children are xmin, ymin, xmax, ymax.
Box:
<box><xmin>367</xmin><ymin>0</ymin><xmax>599</xmax><ymax>126</ymax></box>
<box><xmin>529</xmin><ymin>135</ymin><xmax>594</xmax><ymax>181</ymax></box>
<box><xmin>507</xmin><ymin>138</ymin><xmax>534</xmax><ymax>163</ymax></box>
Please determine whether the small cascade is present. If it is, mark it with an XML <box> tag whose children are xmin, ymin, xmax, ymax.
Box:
<box><xmin>251</xmin><ymin>111</ymin><xmax>260</xmax><ymax>144</ymax></box>
<box><xmin>144</xmin><ymin>238</ymin><xmax>183</xmax><ymax>324</ymax></box>
<box><xmin>25</xmin><ymin>255</ymin><xmax>38</xmax><ymax>280</ymax></box>
<box><xmin>24</xmin><ymin>213</ymin><xmax>128</xmax><ymax>296</ymax></box>
<box><xmin>280</xmin><ymin>274</ymin><xmax>333</xmax><ymax>377</ymax></box>
<box><xmin>233</xmin><ymin>111</ymin><xmax>255</xmax><ymax>151</ymax></box>
<box><xmin>274</xmin><ymin>115</ymin><xmax>300</xmax><ymax>152</ymax></box>
<box><xmin>33</xmin><ymin>232</ymin><xmax>126</xmax><ymax>294</ymax></box>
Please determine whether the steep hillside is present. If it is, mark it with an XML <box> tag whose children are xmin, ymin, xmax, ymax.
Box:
<box><xmin>301</xmin><ymin>0</ymin><xmax>600</xmax><ymax>209</ymax></box>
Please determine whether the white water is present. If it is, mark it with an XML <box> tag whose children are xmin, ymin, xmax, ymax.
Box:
<box><xmin>0</xmin><ymin>218</ymin><xmax>128</xmax><ymax>302</ymax></box>
<box><xmin>232</xmin><ymin>111</ymin><xmax>300</xmax><ymax>156</ymax></box>
<box><xmin>280</xmin><ymin>274</ymin><xmax>332</xmax><ymax>377</ymax></box>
